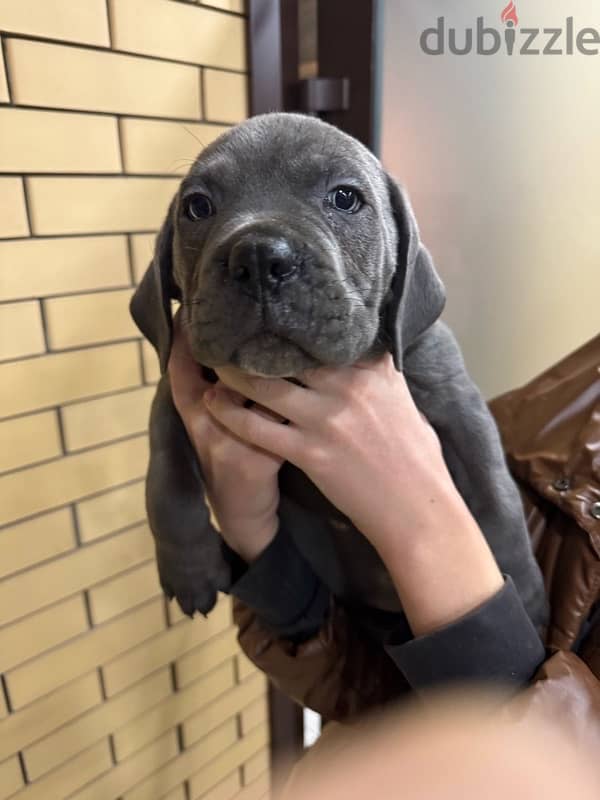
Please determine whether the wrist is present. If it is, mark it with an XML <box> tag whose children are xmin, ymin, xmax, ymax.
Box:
<box><xmin>220</xmin><ymin>512</ymin><xmax>280</xmax><ymax>564</ymax></box>
<box><xmin>370</xmin><ymin>490</ymin><xmax>504</xmax><ymax>637</ymax></box>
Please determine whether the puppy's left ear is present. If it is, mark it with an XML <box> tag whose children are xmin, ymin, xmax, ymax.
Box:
<box><xmin>130</xmin><ymin>197</ymin><xmax>178</xmax><ymax>375</ymax></box>
<box><xmin>383</xmin><ymin>176</ymin><xmax>446</xmax><ymax>370</ymax></box>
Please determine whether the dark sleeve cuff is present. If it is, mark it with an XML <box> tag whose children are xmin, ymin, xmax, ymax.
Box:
<box><xmin>224</xmin><ymin>520</ymin><xmax>330</xmax><ymax>641</ymax></box>
<box><xmin>384</xmin><ymin>575</ymin><xmax>546</xmax><ymax>691</ymax></box>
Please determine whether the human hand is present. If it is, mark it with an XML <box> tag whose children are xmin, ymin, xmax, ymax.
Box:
<box><xmin>168</xmin><ymin>311</ymin><xmax>285</xmax><ymax>563</ymax></box>
<box><xmin>207</xmin><ymin>352</ymin><xmax>451</xmax><ymax>552</ymax></box>
<box><xmin>205</xmin><ymin>352</ymin><xmax>503</xmax><ymax>635</ymax></box>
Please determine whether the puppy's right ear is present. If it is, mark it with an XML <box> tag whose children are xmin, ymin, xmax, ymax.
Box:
<box><xmin>130</xmin><ymin>197</ymin><xmax>177</xmax><ymax>375</ymax></box>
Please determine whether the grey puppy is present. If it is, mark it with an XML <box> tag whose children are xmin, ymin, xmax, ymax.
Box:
<box><xmin>130</xmin><ymin>112</ymin><xmax>548</xmax><ymax>631</ymax></box>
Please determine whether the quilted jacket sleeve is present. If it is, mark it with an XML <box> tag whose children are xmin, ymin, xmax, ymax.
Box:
<box><xmin>233</xmin><ymin>594</ymin><xmax>600</xmax><ymax>736</ymax></box>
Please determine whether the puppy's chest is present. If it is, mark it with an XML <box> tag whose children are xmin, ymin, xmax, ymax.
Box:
<box><xmin>278</xmin><ymin>461</ymin><xmax>402</xmax><ymax>612</ymax></box>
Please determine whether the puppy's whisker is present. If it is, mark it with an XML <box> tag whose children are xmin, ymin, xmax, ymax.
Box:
<box><xmin>180</xmin><ymin>126</ymin><xmax>208</xmax><ymax>149</ymax></box>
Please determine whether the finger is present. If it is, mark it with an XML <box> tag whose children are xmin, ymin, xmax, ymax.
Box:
<box><xmin>204</xmin><ymin>386</ymin><xmax>304</xmax><ymax>461</ymax></box>
<box><xmin>212</xmin><ymin>381</ymin><xmax>287</xmax><ymax>424</ymax></box>
<box><xmin>213</xmin><ymin>366</ymin><xmax>317</xmax><ymax>427</ymax></box>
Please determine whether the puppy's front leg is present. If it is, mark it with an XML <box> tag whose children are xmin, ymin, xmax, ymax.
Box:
<box><xmin>146</xmin><ymin>375</ymin><xmax>232</xmax><ymax>616</ymax></box>
<box><xmin>404</xmin><ymin>321</ymin><xmax>548</xmax><ymax>631</ymax></box>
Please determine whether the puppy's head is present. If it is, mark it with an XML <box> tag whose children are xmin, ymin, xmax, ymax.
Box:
<box><xmin>131</xmin><ymin>112</ymin><xmax>445</xmax><ymax>377</ymax></box>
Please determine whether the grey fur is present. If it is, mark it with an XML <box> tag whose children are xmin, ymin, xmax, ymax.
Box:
<box><xmin>130</xmin><ymin>112</ymin><xmax>548</xmax><ymax>630</ymax></box>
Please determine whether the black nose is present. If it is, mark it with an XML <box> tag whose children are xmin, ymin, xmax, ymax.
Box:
<box><xmin>228</xmin><ymin>234</ymin><xmax>297</xmax><ymax>288</ymax></box>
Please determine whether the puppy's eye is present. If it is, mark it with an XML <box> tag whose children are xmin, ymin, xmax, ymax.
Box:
<box><xmin>184</xmin><ymin>193</ymin><xmax>214</xmax><ymax>220</ymax></box>
<box><xmin>328</xmin><ymin>186</ymin><xmax>363</xmax><ymax>213</ymax></box>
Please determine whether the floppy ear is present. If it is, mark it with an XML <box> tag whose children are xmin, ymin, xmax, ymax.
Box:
<box><xmin>129</xmin><ymin>197</ymin><xmax>178</xmax><ymax>375</ymax></box>
<box><xmin>383</xmin><ymin>176</ymin><xmax>446</xmax><ymax>371</ymax></box>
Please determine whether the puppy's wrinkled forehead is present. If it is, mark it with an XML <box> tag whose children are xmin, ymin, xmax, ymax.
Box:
<box><xmin>181</xmin><ymin>113</ymin><xmax>385</xmax><ymax>202</ymax></box>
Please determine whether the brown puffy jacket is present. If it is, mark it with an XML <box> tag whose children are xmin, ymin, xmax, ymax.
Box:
<box><xmin>233</xmin><ymin>334</ymin><xmax>600</xmax><ymax>739</ymax></box>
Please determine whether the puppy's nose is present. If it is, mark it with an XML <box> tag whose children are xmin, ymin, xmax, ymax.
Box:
<box><xmin>228</xmin><ymin>235</ymin><xmax>297</xmax><ymax>287</ymax></box>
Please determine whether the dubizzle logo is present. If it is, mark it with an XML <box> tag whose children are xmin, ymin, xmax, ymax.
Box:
<box><xmin>420</xmin><ymin>3</ymin><xmax>600</xmax><ymax>56</ymax></box>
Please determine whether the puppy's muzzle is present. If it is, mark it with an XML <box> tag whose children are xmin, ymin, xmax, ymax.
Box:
<box><xmin>227</xmin><ymin>232</ymin><xmax>299</xmax><ymax>295</ymax></box>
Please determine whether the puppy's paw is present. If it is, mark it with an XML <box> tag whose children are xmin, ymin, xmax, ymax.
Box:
<box><xmin>155</xmin><ymin>538</ymin><xmax>232</xmax><ymax>618</ymax></box>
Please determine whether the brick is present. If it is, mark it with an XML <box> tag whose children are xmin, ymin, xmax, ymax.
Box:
<box><xmin>142</xmin><ymin>339</ymin><xmax>161</xmax><ymax>383</ymax></box>
<box><xmin>88</xmin><ymin>559</ymin><xmax>160</xmax><ymax>624</ymax></box>
<box><xmin>0</xmin><ymin>757</ymin><xmax>23</xmax><ymax>799</ymax></box>
<box><xmin>161</xmin><ymin>789</ymin><xmax>187</xmax><ymax>800</ymax></box>
<box><xmin>23</xmin><ymin>668</ymin><xmax>171</xmax><ymax>780</ymax></box>
<box><xmin>188</xmin><ymin>725</ymin><xmax>268</xmax><ymax>800</ymax></box>
<box><xmin>0</xmin><ymin>177</ymin><xmax>28</xmax><ymax>238</ymax></box>
<box><xmin>103</xmin><ymin>597</ymin><xmax>231</xmax><ymax>696</ymax></box>
<box><xmin>0</xmin><ymin>36</ymin><xmax>8</xmax><ymax>102</ymax></box>
<box><xmin>162</xmin><ymin>788</ymin><xmax>187</xmax><ymax>800</ymax></box>
<box><xmin>234</xmin><ymin>772</ymin><xmax>269</xmax><ymax>800</ymax></box>
<box><xmin>0</xmin><ymin>672</ymin><xmax>102</xmax><ymax>763</ymax></box>
<box><xmin>0</xmin><ymin>341</ymin><xmax>141</xmax><ymax>418</ymax></box>
<box><xmin>114</xmin><ymin>660</ymin><xmax>235</xmax><ymax>760</ymax></box>
<box><xmin>71</xmin><ymin>730</ymin><xmax>179</xmax><ymax>800</ymax></box>
<box><xmin>240</xmin><ymin>696</ymin><xmax>268</xmax><ymax>736</ymax></box>
<box><xmin>0</xmin><ymin>0</ymin><xmax>110</xmax><ymax>46</ymax></box>
<box><xmin>0</xmin><ymin>595</ymin><xmax>88</xmax><ymax>673</ymax></box>
<box><xmin>123</xmin><ymin>719</ymin><xmax>238</xmax><ymax>800</ymax></box>
<box><xmin>0</xmin><ymin>301</ymin><xmax>45</xmax><ymax>361</ymax></box>
<box><xmin>10</xmin><ymin>741</ymin><xmax>112</xmax><ymax>800</ymax></box>
<box><xmin>175</xmin><ymin>627</ymin><xmax>239</xmax><ymax>689</ymax></box>
<box><xmin>62</xmin><ymin>387</ymin><xmax>154</xmax><ymax>451</ymax></box>
<box><xmin>0</xmin><ymin>108</ymin><xmax>120</xmax><ymax>173</ymax></box>
<box><xmin>242</xmin><ymin>749</ymin><xmax>269</xmax><ymax>785</ymax></box>
<box><xmin>237</xmin><ymin>652</ymin><xmax>259</xmax><ymax>681</ymax></box>
<box><xmin>204</xmin><ymin>70</ymin><xmax>247</xmax><ymax>124</ymax></box>
<box><xmin>76</xmin><ymin>480</ymin><xmax>146</xmax><ymax>542</ymax></box>
<box><xmin>121</xmin><ymin>118</ymin><xmax>229</xmax><ymax>174</ymax></box>
<box><xmin>0</xmin><ymin>523</ymin><xmax>153</xmax><ymax>627</ymax></box>
<box><xmin>182</xmin><ymin>672</ymin><xmax>265</xmax><ymax>749</ymax></box>
<box><xmin>5</xmin><ymin>598</ymin><xmax>164</xmax><ymax>708</ymax></box>
<box><xmin>44</xmin><ymin>288</ymin><xmax>137</xmax><ymax>349</ymax></box>
<box><xmin>0</xmin><ymin>508</ymin><xmax>75</xmax><ymax>580</ymax></box>
<box><xmin>0</xmin><ymin>435</ymin><xmax>149</xmax><ymax>528</ymax></box>
<box><xmin>192</xmin><ymin>771</ymin><xmax>240</xmax><ymax>800</ymax></box>
<box><xmin>201</xmin><ymin>0</ymin><xmax>244</xmax><ymax>12</ymax></box>
<box><xmin>110</xmin><ymin>0</ymin><xmax>245</xmax><ymax>70</ymax></box>
<box><xmin>130</xmin><ymin>233</ymin><xmax>155</xmax><ymax>283</ymax></box>
<box><xmin>7</xmin><ymin>39</ymin><xmax>200</xmax><ymax>118</ymax></box>
<box><xmin>0</xmin><ymin>410</ymin><xmax>61</xmax><ymax>473</ymax></box>
<box><xmin>0</xmin><ymin>236</ymin><xmax>130</xmax><ymax>302</ymax></box>
<box><xmin>27</xmin><ymin>176</ymin><xmax>180</xmax><ymax>235</ymax></box>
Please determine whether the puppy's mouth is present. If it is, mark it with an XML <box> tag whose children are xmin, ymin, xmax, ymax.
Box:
<box><xmin>231</xmin><ymin>329</ymin><xmax>320</xmax><ymax>378</ymax></box>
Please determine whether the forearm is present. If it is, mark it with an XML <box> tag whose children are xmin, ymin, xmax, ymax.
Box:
<box><xmin>367</xmin><ymin>479</ymin><xmax>504</xmax><ymax>638</ymax></box>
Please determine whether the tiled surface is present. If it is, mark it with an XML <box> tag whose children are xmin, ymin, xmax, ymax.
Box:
<box><xmin>0</xmin><ymin>0</ymin><xmax>110</xmax><ymax>46</ymax></box>
<box><xmin>27</xmin><ymin>176</ymin><xmax>181</xmax><ymax>235</ymax></box>
<box><xmin>0</xmin><ymin>300</ymin><xmax>45</xmax><ymax>361</ymax></box>
<box><xmin>0</xmin><ymin>4</ymin><xmax>258</xmax><ymax>799</ymax></box>
<box><xmin>0</xmin><ymin>177</ymin><xmax>28</xmax><ymax>237</ymax></box>
<box><xmin>109</xmin><ymin>0</ymin><xmax>246</xmax><ymax>71</ymax></box>
<box><xmin>0</xmin><ymin>36</ymin><xmax>9</xmax><ymax>102</ymax></box>
<box><xmin>0</xmin><ymin>236</ymin><xmax>130</xmax><ymax>301</ymax></box>
<box><xmin>121</xmin><ymin>117</ymin><xmax>229</xmax><ymax>174</ymax></box>
<box><xmin>0</xmin><ymin>410</ymin><xmax>62</xmax><ymax>473</ymax></box>
<box><xmin>6</xmin><ymin>39</ymin><xmax>202</xmax><ymax>118</ymax></box>
<box><xmin>0</xmin><ymin>108</ymin><xmax>121</xmax><ymax>173</ymax></box>
<box><xmin>204</xmin><ymin>70</ymin><xmax>248</xmax><ymax>123</ymax></box>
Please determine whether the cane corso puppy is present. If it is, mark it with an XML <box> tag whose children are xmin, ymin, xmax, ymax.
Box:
<box><xmin>130</xmin><ymin>112</ymin><xmax>548</xmax><ymax>631</ymax></box>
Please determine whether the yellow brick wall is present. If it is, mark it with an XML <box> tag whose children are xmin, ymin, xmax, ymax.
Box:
<box><xmin>0</xmin><ymin>2</ymin><xmax>270</xmax><ymax>799</ymax></box>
